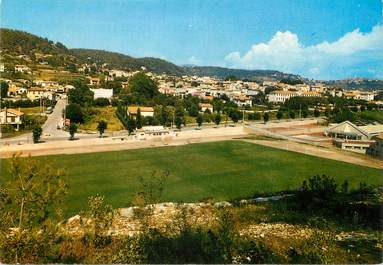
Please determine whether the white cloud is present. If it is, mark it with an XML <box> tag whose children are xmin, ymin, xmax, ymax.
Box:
<box><xmin>224</xmin><ymin>24</ymin><xmax>383</xmax><ymax>79</ymax></box>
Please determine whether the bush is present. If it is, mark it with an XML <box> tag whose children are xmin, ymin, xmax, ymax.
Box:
<box><xmin>66</xmin><ymin>103</ymin><xmax>84</xmax><ymax>123</ymax></box>
<box><xmin>32</xmin><ymin>125</ymin><xmax>42</xmax><ymax>143</ymax></box>
<box><xmin>94</xmin><ymin>98</ymin><xmax>110</xmax><ymax>106</ymax></box>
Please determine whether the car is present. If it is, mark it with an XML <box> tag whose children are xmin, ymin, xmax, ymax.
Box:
<box><xmin>45</xmin><ymin>107</ymin><xmax>53</xmax><ymax>114</ymax></box>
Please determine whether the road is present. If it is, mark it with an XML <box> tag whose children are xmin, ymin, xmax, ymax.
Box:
<box><xmin>0</xmin><ymin>116</ymin><xmax>323</xmax><ymax>146</ymax></box>
<box><xmin>42</xmin><ymin>99</ymin><xmax>67</xmax><ymax>137</ymax></box>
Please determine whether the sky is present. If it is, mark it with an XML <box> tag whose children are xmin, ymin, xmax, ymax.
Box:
<box><xmin>1</xmin><ymin>0</ymin><xmax>382</xmax><ymax>80</ymax></box>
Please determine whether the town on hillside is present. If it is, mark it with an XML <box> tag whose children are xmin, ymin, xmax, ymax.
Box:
<box><xmin>0</xmin><ymin>39</ymin><xmax>382</xmax><ymax>159</ymax></box>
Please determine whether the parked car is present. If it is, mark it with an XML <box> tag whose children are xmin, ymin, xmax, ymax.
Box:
<box><xmin>45</xmin><ymin>107</ymin><xmax>53</xmax><ymax>114</ymax></box>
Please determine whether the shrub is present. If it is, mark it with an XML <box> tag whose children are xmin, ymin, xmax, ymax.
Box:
<box><xmin>32</xmin><ymin>125</ymin><xmax>42</xmax><ymax>143</ymax></box>
<box><xmin>94</xmin><ymin>98</ymin><xmax>110</xmax><ymax>106</ymax></box>
<box><xmin>66</xmin><ymin>103</ymin><xmax>84</xmax><ymax>123</ymax></box>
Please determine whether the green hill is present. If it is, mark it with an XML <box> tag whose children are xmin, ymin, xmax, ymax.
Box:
<box><xmin>0</xmin><ymin>28</ymin><xmax>68</xmax><ymax>55</ymax></box>
<box><xmin>70</xmin><ymin>48</ymin><xmax>185</xmax><ymax>75</ymax></box>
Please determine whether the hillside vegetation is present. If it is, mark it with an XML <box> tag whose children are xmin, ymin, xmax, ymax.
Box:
<box><xmin>0</xmin><ymin>28</ymin><xmax>303</xmax><ymax>80</ymax></box>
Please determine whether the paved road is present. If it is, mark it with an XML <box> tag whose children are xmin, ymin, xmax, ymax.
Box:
<box><xmin>42</xmin><ymin>99</ymin><xmax>67</xmax><ymax>137</ymax></box>
<box><xmin>0</xmin><ymin>115</ymin><xmax>323</xmax><ymax>146</ymax></box>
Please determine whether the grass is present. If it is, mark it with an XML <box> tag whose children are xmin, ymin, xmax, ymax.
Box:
<box><xmin>78</xmin><ymin>106</ymin><xmax>125</xmax><ymax>132</ymax></box>
<box><xmin>1</xmin><ymin>141</ymin><xmax>382</xmax><ymax>216</ymax></box>
<box><xmin>19</xmin><ymin>107</ymin><xmax>44</xmax><ymax>114</ymax></box>
<box><xmin>358</xmin><ymin>110</ymin><xmax>383</xmax><ymax>123</ymax></box>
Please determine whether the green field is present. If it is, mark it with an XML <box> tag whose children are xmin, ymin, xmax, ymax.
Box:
<box><xmin>1</xmin><ymin>141</ymin><xmax>382</xmax><ymax>216</ymax></box>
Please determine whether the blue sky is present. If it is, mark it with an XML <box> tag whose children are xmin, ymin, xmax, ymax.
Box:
<box><xmin>1</xmin><ymin>0</ymin><xmax>382</xmax><ymax>79</ymax></box>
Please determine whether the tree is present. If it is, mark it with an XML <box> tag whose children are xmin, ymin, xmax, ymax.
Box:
<box><xmin>0</xmin><ymin>155</ymin><xmax>66</xmax><ymax>263</ymax></box>
<box><xmin>0</xmin><ymin>81</ymin><xmax>9</xmax><ymax>98</ymax></box>
<box><xmin>196</xmin><ymin>114</ymin><xmax>203</xmax><ymax>127</ymax></box>
<box><xmin>263</xmin><ymin>112</ymin><xmax>269</xmax><ymax>123</ymax></box>
<box><xmin>214</xmin><ymin>114</ymin><xmax>221</xmax><ymax>126</ymax></box>
<box><xmin>314</xmin><ymin>108</ymin><xmax>320</xmax><ymax>117</ymax></box>
<box><xmin>97</xmin><ymin>120</ymin><xmax>107</xmax><ymax>137</ymax></box>
<box><xmin>129</xmin><ymin>72</ymin><xmax>159</xmax><ymax>99</ymax></box>
<box><xmin>187</xmin><ymin>104</ymin><xmax>199</xmax><ymax>117</ymax></box>
<box><xmin>276</xmin><ymin>111</ymin><xmax>283</xmax><ymax>120</ymax></box>
<box><xmin>175</xmin><ymin>116</ymin><xmax>183</xmax><ymax>130</ymax></box>
<box><xmin>302</xmin><ymin>109</ymin><xmax>308</xmax><ymax>118</ymax></box>
<box><xmin>94</xmin><ymin>98</ymin><xmax>110</xmax><ymax>106</ymax></box>
<box><xmin>127</xmin><ymin>116</ymin><xmax>136</xmax><ymax>135</ymax></box>
<box><xmin>66</xmin><ymin>103</ymin><xmax>84</xmax><ymax>123</ymax></box>
<box><xmin>136</xmin><ymin>108</ymin><xmax>142</xmax><ymax>129</ymax></box>
<box><xmin>229</xmin><ymin>109</ymin><xmax>241</xmax><ymax>123</ymax></box>
<box><xmin>289</xmin><ymin>110</ymin><xmax>296</xmax><ymax>119</ymax></box>
<box><xmin>67</xmin><ymin>84</ymin><xmax>94</xmax><ymax>106</ymax></box>
<box><xmin>69</xmin><ymin>123</ymin><xmax>77</xmax><ymax>140</ymax></box>
<box><xmin>86</xmin><ymin>195</ymin><xmax>114</xmax><ymax>242</ymax></box>
<box><xmin>224</xmin><ymin>75</ymin><xmax>239</xmax><ymax>81</ymax></box>
<box><xmin>360</xmin><ymin>105</ymin><xmax>366</xmax><ymax>112</ymax></box>
<box><xmin>32</xmin><ymin>125</ymin><xmax>42</xmax><ymax>143</ymax></box>
<box><xmin>324</xmin><ymin>108</ymin><xmax>330</xmax><ymax>117</ymax></box>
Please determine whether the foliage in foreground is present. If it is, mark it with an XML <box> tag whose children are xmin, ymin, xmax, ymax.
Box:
<box><xmin>0</xmin><ymin>158</ymin><xmax>381</xmax><ymax>264</ymax></box>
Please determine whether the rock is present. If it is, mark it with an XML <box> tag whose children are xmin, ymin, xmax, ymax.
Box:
<box><xmin>68</xmin><ymin>215</ymin><xmax>81</xmax><ymax>226</ymax></box>
<box><xmin>119</xmin><ymin>207</ymin><xmax>136</xmax><ymax>218</ymax></box>
<box><xmin>214</xmin><ymin>201</ymin><xmax>232</xmax><ymax>208</ymax></box>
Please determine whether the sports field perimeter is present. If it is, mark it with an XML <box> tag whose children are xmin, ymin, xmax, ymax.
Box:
<box><xmin>1</xmin><ymin>140</ymin><xmax>381</xmax><ymax>216</ymax></box>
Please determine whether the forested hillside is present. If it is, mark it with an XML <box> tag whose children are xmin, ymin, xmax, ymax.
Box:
<box><xmin>70</xmin><ymin>48</ymin><xmax>185</xmax><ymax>75</ymax></box>
<box><xmin>0</xmin><ymin>28</ymin><xmax>68</xmax><ymax>55</ymax></box>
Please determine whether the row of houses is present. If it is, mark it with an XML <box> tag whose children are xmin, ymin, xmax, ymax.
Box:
<box><xmin>126</xmin><ymin>103</ymin><xmax>215</xmax><ymax>119</ymax></box>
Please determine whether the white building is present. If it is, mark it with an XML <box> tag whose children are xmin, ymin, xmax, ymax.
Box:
<box><xmin>0</xmin><ymin>108</ymin><xmax>24</xmax><ymax>130</ymax></box>
<box><xmin>27</xmin><ymin>88</ymin><xmax>55</xmax><ymax>100</ymax></box>
<box><xmin>90</xmin><ymin>88</ymin><xmax>113</xmax><ymax>99</ymax></box>
<box><xmin>268</xmin><ymin>90</ymin><xmax>297</xmax><ymax>103</ymax></box>
<box><xmin>14</xmin><ymin>65</ymin><xmax>31</xmax><ymax>73</ymax></box>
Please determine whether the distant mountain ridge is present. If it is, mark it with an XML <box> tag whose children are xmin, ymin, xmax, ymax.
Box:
<box><xmin>183</xmin><ymin>66</ymin><xmax>302</xmax><ymax>80</ymax></box>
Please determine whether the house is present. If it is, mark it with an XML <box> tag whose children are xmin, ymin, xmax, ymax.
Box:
<box><xmin>90</xmin><ymin>88</ymin><xmax>113</xmax><ymax>99</ymax></box>
<box><xmin>109</xmin><ymin>69</ymin><xmax>130</xmax><ymax>78</ymax></box>
<box><xmin>0</xmin><ymin>108</ymin><xmax>24</xmax><ymax>130</ymax></box>
<box><xmin>88</xmin><ymin>77</ymin><xmax>101</xmax><ymax>87</ymax></box>
<box><xmin>14</xmin><ymin>65</ymin><xmax>31</xmax><ymax>74</ymax></box>
<box><xmin>27</xmin><ymin>88</ymin><xmax>55</xmax><ymax>100</ymax></box>
<box><xmin>300</xmin><ymin>91</ymin><xmax>321</xmax><ymax>98</ymax></box>
<box><xmin>0</xmin><ymin>64</ymin><xmax>4</xmax><ymax>72</ymax></box>
<box><xmin>121</xmin><ymin>81</ymin><xmax>129</xmax><ymax>89</ymax></box>
<box><xmin>136</xmin><ymin>126</ymin><xmax>171</xmax><ymax>140</ymax></box>
<box><xmin>325</xmin><ymin>121</ymin><xmax>372</xmax><ymax>140</ymax></box>
<box><xmin>232</xmin><ymin>95</ymin><xmax>253</xmax><ymax>107</ymax></box>
<box><xmin>268</xmin><ymin>90</ymin><xmax>297</xmax><ymax>103</ymax></box>
<box><xmin>127</xmin><ymin>106</ymin><xmax>154</xmax><ymax>118</ymax></box>
<box><xmin>7</xmin><ymin>85</ymin><xmax>27</xmax><ymax>97</ymax></box>
<box><xmin>34</xmin><ymin>80</ymin><xmax>59</xmax><ymax>87</ymax></box>
<box><xmin>199</xmin><ymin>103</ymin><xmax>214</xmax><ymax>113</ymax></box>
<box><xmin>324</xmin><ymin>121</ymin><xmax>382</xmax><ymax>154</ymax></box>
